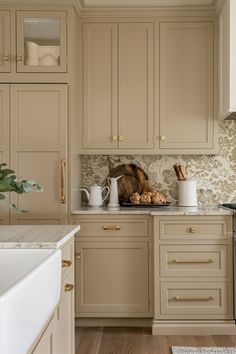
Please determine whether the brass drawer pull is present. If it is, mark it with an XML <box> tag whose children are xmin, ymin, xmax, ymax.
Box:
<box><xmin>103</xmin><ymin>225</ymin><xmax>121</xmax><ymax>230</ymax></box>
<box><xmin>171</xmin><ymin>296</ymin><xmax>214</xmax><ymax>302</ymax></box>
<box><xmin>64</xmin><ymin>284</ymin><xmax>74</xmax><ymax>292</ymax></box>
<box><xmin>75</xmin><ymin>251</ymin><xmax>81</xmax><ymax>259</ymax></box>
<box><xmin>171</xmin><ymin>258</ymin><xmax>214</xmax><ymax>264</ymax></box>
<box><xmin>189</xmin><ymin>227</ymin><xmax>196</xmax><ymax>233</ymax></box>
<box><xmin>62</xmin><ymin>260</ymin><xmax>72</xmax><ymax>268</ymax></box>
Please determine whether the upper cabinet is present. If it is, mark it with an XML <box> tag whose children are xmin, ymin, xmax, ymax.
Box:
<box><xmin>0</xmin><ymin>8</ymin><xmax>68</xmax><ymax>75</ymax></box>
<box><xmin>218</xmin><ymin>0</ymin><xmax>236</xmax><ymax>120</ymax></box>
<box><xmin>82</xmin><ymin>22</ymin><xmax>154</xmax><ymax>153</ymax></box>
<box><xmin>159</xmin><ymin>21</ymin><xmax>218</xmax><ymax>154</ymax></box>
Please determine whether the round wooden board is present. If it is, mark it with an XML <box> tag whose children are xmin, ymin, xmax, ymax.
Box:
<box><xmin>108</xmin><ymin>163</ymin><xmax>150</xmax><ymax>203</ymax></box>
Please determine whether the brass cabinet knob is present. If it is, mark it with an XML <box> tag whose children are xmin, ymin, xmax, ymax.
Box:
<box><xmin>189</xmin><ymin>227</ymin><xmax>196</xmax><ymax>233</ymax></box>
<box><xmin>3</xmin><ymin>54</ymin><xmax>10</xmax><ymax>62</ymax></box>
<box><xmin>112</xmin><ymin>134</ymin><xmax>118</xmax><ymax>141</ymax></box>
<box><xmin>64</xmin><ymin>284</ymin><xmax>74</xmax><ymax>292</ymax></box>
<box><xmin>75</xmin><ymin>251</ymin><xmax>81</xmax><ymax>259</ymax></box>
<box><xmin>17</xmin><ymin>55</ymin><xmax>23</xmax><ymax>64</ymax></box>
<box><xmin>118</xmin><ymin>135</ymin><xmax>124</xmax><ymax>141</ymax></box>
<box><xmin>62</xmin><ymin>259</ymin><xmax>72</xmax><ymax>268</ymax></box>
<box><xmin>160</xmin><ymin>134</ymin><xmax>166</xmax><ymax>141</ymax></box>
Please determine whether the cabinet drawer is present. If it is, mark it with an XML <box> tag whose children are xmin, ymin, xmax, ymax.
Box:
<box><xmin>156</xmin><ymin>216</ymin><xmax>230</xmax><ymax>241</ymax></box>
<box><xmin>61</xmin><ymin>239</ymin><xmax>74</xmax><ymax>279</ymax></box>
<box><xmin>160</xmin><ymin>281</ymin><xmax>229</xmax><ymax>318</ymax></box>
<box><xmin>75</xmin><ymin>216</ymin><xmax>150</xmax><ymax>237</ymax></box>
<box><xmin>159</xmin><ymin>244</ymin><xmax>228</xmax><ymax>278</ymax></box>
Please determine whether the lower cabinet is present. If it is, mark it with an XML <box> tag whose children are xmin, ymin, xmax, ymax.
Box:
<box><xmin>30</xmin><ymin>314</ymin><xmax>56</xmax><ymax>354</ymax></box>
<box><xmin>73</xmin><ymin>215</ymin><xmax>153</xmax><ymax>318</ymax></box>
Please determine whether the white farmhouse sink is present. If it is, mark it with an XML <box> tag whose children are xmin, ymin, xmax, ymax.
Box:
<box><xmin>0</xmin><ymin>248</ymin><xmax>61</xmax><ymax>354</ymax></box>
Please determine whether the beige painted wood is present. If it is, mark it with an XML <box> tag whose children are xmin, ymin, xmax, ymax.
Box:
<box><xmin>74</xmin><ymin>215</ymin><xmax>150</xmax><ymax>237</ymax></box>
<box><xmin>30</xmin><ymin>314</ymin><xmax>56</xmax><ymax>354</ymax></box>
<box><xmin>55</xmin><ymin>270</ymin><xmax>75</xmax><ymax>354</ymax></box>
<box><xmin>75</xmin><ymin>241</ymin><xmax>150</xmax><ymax>316</ymax></box>
<box><xmin>159</xmin><ymin>244</ymin><xmax>228</xmax><ymax>278</ymax></box>
<box><xmin>159</xmin><ymin>21</ymin><xmax>216</xmax><ymax>153</ymax></box>
<box><xmin>82</xmin><ymin>23</ymin><xmax>118</xmax><ymax>149</ymax></box>
<box><xmin>61</xmin><ymin>237</ymin><xmax>74</xmax><ymax>279</ymax></box>
<box><xmin>16</xmin><ymin>11</ymin><xmax>67</xmax><ymax>73</ymax></box>
<box><xmin>10</xmin><ymin>84</ymin><xmax>67</xmax><ymax>224</ymax></box>
<box><xmin>118</xmin><ymin>23</ymin><xmax>154</xmax><ymax>149</ymax></box>
<box><xmin>0</xmin><ymin>84</ymin><xmax>9</xmax><ymax>224</ymax></box>
<box><xmin>0</xmin><ymin>11</ymin><xmax>10</xmax><ymax>72</ymax></box>
<box><xmin>159</xmin><ymin>281</ymin><xmax>230</xmax><ymax>319</ymax></box>
<box><xmin>156</xmin><ymin>216</ymin><xmax>230</xmax><ymax>241</ymax></box>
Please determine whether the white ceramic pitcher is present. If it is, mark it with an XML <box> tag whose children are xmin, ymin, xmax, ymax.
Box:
<box><xmin>80</xmin><ymin>184</ymin><xmax>110</xmax><ymax>208</ymax></box>
<box><xmin>107</xmin><ymin>175</ymin><xmax>123</xmax><ymax>209</ymax></box>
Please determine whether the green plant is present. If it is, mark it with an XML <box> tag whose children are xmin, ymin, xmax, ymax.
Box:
<box><xmin>0</xmin><ymin>163</ymin><xmax>43</xmax><ymax>209</ymax></box>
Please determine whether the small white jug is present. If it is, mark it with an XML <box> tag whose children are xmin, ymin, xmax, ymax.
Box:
<box><xmin>80</xmin><ymin>184</ymin><xmax>110</xmax><ymax>208</ymax></box>
<box><xmin>107</xmin><ymin>175</ymin><xmax>123</xmax><ymax>209</ymax></box>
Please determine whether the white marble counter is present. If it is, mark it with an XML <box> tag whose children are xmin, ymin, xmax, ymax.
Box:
<box><xmin>0</xmin><ymin>225</ymin><xmax>80</xmax><ymax>249</ymax></box>
<box><xmin>72</xmin><ymin>206</ymin><xmax>233</xmax><ymax>216</ymax></box>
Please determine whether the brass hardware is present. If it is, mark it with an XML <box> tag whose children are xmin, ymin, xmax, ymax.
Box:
<box><xmin>160</xmin><ymin>134</ymin><xmax>166</xmax><ymax>141</ymax></box>
<box><xmin>171</xmin><ymin>296</ymin><xmax>214</xmax><ymax>302</ymax></box>
<box><xmin>75</xmin><ymin>251</ymin><xmax>81</xmax><ymax>260</ymax></box>
<box><xmin>62</xmin><ymin>260</ymin><xmax>72</xmax><ymax>268</ymax></box>
<box><xmin>60</xmin><ymin>159</ymin><xmax>66</xmax><ymax>204</ymax></box>
<box><xmin>17</xmin><ymin>55</ymin><xmax>23</xmax><ymax>64</ymax></box>
<box><xmin>103</xmin><ymin>225</ymin><xmax>121</xmax><ymax>230</ymax></box>
<box><xmin>3</xmin><ymin>54</ymin><xmax>10</xmax><ymax>62</ymax></box>
<box><xmin>64</xmin><ymin>284</ymin><xmax>74</xmax><ymax>292</ymax></box>
<box><xmin>171</xmin><ymin>258</ymin><xmax>214</xmax><ymax>264</ymax></box>
<box><xmin>118</xmin><ymin>135</ymin><xmax>124</xmax><ymax>141</ymax></box>
<box><xmin>189</xmin><ymin>227</ymin><xmax>196</xmax><ymax>233</ymax></box>
<box><xmin>112</xmin><ymin>134</ymin><xmax>118</xmax><ymax>141</ymax></box>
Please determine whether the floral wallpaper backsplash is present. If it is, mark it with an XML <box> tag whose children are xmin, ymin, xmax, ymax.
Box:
<box><xmin>81</xmin><ymin>121</ymin><xmax>236</xmax><ymax>206</ymax></box>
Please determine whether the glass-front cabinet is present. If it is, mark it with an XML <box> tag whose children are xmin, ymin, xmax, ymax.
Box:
<box><xmin>0</xmin><ymin>11</ymin><xmax>11</xmax><ymax>72</ymax></box>
<box><xmin>16</xmin><ymin>11</ymin><xmax>67</xmax><ymax>72</ymax></box>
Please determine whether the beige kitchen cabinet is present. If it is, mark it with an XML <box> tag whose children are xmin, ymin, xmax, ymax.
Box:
<box><xmin>82</xmin><ymin>22</ymin><xmax>154</xmax><ymax>153</ymax></box>
<box><xmin>0</xmin><ymin>11</ymin><xmax>10</xmax><ymax>72</ymax></box>
<box><xmin>73</xmin><ymin>215</ymin><xmax>153</xmax><ymax>319</ymax></box>
<box><xmin>29</xmin><ymin>313</ymin><xmax>57</xmax><ymax>354</ymax></box>
<box><xmin>0</xmin><ymin>8</ymin><xmax>67</xmax><ymax>74</ymax></box>
<box><xmin>0</xmin><ymin>84</ymin><xmax>10</xmax><ymax>224</ymax></box>
<box><xmin>0</xmin><ymin>83</ymin><xmax>67</xmax><ymax>225</ymax></box>
<box><xmin>153</xmin><ymin>215</ymin><xmax>234</xmax><ymax>335</ymax></box>
<box><xmin>159</xmin><ymin>21</ymin><xmax>218</xmax><ymax>154</ymax></box>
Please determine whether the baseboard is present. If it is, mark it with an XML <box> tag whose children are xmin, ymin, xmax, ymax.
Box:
<box><xmin>152</xmin><ymin>320</ymin><xmax>236</xmax><ymax>335</ymax></box>
<box><xmin>75</xmin><ymin>317</ymin><xmax>152</xmax><ymax>327</ymax></box>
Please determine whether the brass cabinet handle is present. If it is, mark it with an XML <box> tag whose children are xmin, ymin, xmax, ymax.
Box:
<box><xmin>118</xmin><ymin>135</ymin><xmax>124</xmax><ymax>141</ymax></box>
<box><xmin>75</xmin><ymin>251</ymin><xmax>81</xmax><ymax>259</ymax></box>
<box><xmin>64</xmin><ymin>284</ymin><xmax>74</xmax><ymax>292</ymax></box>
<box><xmin>103</xmin><ymin>225</ymin><xmax>121</xmax><ymax>230</ymax></box>
<box><xmin>17</xmin><ymin>55</ymin><xmax>23</xmax><ymax>64</ymax></box>
<box><xmin>112</xmin><ymin>134</ymin><xmax>118</xmax><ymax>141</ymax></box>
<box><xmin>60</xmin><ymin>159</ymin><xmax>66</xmax><ymax>204</ymax></box>
<box><xmin>171</xmin><ymin>296</ymin><xmax>214</xmax><ymax>302</ymax></box>
<box><xmin>3</xmin><ymin>54</ymin><xmax>10</xmax><ymax>62</ymax></box>
<box><xmin>62</xmin><ymin>260</ymin><xmax>72</xmax><ymax>268</ymax></box>
<box><xmin>160</xmin><ymin>134</ymin><xmax>166</xmax><ymax>141</ymax></box>
<box><xmin>171</xmin><ymin>258</ymin><xmax>214</xmax><ymax>264</ymax></box>
<box><xmin>189</xmin><ymin>227</ymin><xmax>196</xmax><ymax>233</ymax></box>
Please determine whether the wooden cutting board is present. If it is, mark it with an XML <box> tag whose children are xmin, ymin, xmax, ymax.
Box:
<box><xmin>108</xmin><ymin>163</ymin><xmax>150</xmax><ymax>203</ymax></box>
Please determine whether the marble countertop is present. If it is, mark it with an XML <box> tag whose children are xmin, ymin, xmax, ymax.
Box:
<box><xmin>72</xmin><ymin>206</ymin><xmax>233</xmax><ymax>216</ymax></box>
<box><xmin>0</xmin><ymin>225</ymin><xmax>80</xmax><ymax>249</ymax></box>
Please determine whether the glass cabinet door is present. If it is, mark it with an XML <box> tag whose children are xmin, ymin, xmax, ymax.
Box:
<box><xmin>0</xmin><ymin>11</ymin><xmax>11</xmax><ymax>73</ymax></box>
<box><xmin>16</xmin><ymin>11</ymin><xmax>67</xmax><ymax>72</ymax></box>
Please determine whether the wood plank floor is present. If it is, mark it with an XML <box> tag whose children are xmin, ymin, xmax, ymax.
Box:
<box><xmin>75</xmin><ymin>327</ymin><xmax>236</xmax><ymax>354</ymax></box>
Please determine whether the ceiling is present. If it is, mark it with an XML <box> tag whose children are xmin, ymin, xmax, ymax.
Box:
<box><xmin>81</xmin><ymin>0</ymin><xmax>216</xmax><ymax>7</ymax></box>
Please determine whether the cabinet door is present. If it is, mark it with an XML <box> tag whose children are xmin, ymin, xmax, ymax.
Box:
<box><xmin>75</xmin><ymin>241</ymin><xmax>150</xmax><ymax>316</ymax></box>
<box><xmin>55</xmin><ymin>270</ymin><xmax>75</xmax><ymax>354</ymax></box>
<box><xmin>82</xmin><ymin>23</ymin><xmax>118</xmax><ymax>149</ymax></box>
<box><xmin>0</xmin><ymin>84</ymin><xmax>9</xmax><ymax>224</ymax></box>
<box><xmin>159</xmin><ymin>22</ymin><xmax>216</xmax><ymax>153</ymax></box>
<box><xmin>16</xmin><ymin>11</ymin><xmax>67</xmax><ymax>73</ymax></box>
<box><xmin>0</xmin><ymin>11</ymin><xmax>10</xmax><ymax>73</ymax></box>
<box><xmin>118</xmin><ymin>23</ymin><xmax>154</xmax><ymax>149</ymax></box>
<box><xmin>30</xmin><ymin>314</ymin><xmax>56</xmax><ymax>354</ymax></box>
<box><xmin>10</xmin><ymin>84</ymin><xmax>67</xmax><ymax>224</ymax></box>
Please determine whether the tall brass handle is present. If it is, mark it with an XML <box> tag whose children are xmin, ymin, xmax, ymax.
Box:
<box><xmin>171</xmin><ymin>296</ymin><xmax>214</xmax><ymax>302</ymax></box>
<box><xmin>61</xmin><ymin>159</ymin><xmax>66</xmax><ymax>204</ymax></box>
<box><xmin>62</xmin><ymin>260</ymin><xmax>72</xmax><ymax>268</ymax></box>
<box><xmin>171</xmin><ymin>258</ymin><xmax>214</xmax><ymax>264</ymax></box>
<box><xmin>103</xmin><ymin>225</ymin><xmax>121</xmax><ymax>230</ymax></box>
<box><xmin>64</xmin><ymin>284</ymin><xmax>74</xmax><ymax>292</ymax></box>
